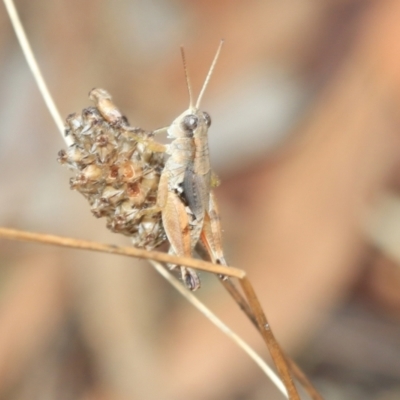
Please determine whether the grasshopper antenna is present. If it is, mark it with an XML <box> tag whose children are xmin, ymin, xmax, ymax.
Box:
<box><xmin>180</xmin><ymin>46</ymin><xmax>194</xmax><ymax>110</ymax></box>
<box><xmin>195</xmin><ymin>39</ymin><xmax>224</xmax><ymax>109</ymax></box>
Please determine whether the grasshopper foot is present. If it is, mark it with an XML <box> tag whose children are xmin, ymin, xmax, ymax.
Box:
<box><xmin>215</xmin><ymin>257</ymin><xmax>228</xmax><ymax>281</ymax></box>
<box><xmin>181</xmin><ymin>267</ymin><xmax>201</xmax><ymax>291</ymax></box>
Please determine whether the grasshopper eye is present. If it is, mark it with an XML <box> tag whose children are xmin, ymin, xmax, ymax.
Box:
<box><xmin>182</xmin><ymin>114</ymin><xmax>198</xmax><ymax>131</ymax></box>
<box><xmin>203</xmin><ymin>112</ymin><xmax>211</xmax><ymax>127</ymax></box>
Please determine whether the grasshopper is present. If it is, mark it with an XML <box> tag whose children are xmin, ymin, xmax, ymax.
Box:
<box><xmin>60</xmin><ymin>41</ymin><xmax>227</xmax><ymax>291</ymax></box>
<box><xmin>153</xmin><ymin>41</ymin><xmax>227</xmax><ymax>290</ymax></box>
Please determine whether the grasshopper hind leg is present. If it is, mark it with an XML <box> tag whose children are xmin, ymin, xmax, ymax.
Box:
<box><xmin>162</xmin><ymin>190</ymin><xmax>201</xmax><ymax>291</ymax></box>
<box><xmin>200</xmin><ymin>191</ymin><xmax>228</xmax><ymax>280</ymax></box>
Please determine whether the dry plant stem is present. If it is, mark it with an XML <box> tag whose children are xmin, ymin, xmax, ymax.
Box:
<box><xmin>0</xmin><ymin>226</ymin><xmax>288</xmax><ymax>397</ymax></box>
<box><xmin>286</xmin><ymin>360</ymin><xmax>323</xmax><ymax>400</ymax></box>
<box><xmin>220</xmin><ymin>278</ymin><xmax>323</xmax><ymax>400</ymax></box>
<box><xmin>219</xmin><ymin>279</ymin><xmax>258</xmax><ymax>326</ymax></box>
<box><xmin>0</xmin><ymin>227</ymin><xmax>243</xmax><ymax>278</ymax></box>
<box><xmin>240</xmin><ymin>277</ymin><xmax>300</xmax><ymax>400</ymax></box>
<box><xmin>150</xmin><ymin>260</ymin><xmax>288</xmax><ymax>398</ymax></box>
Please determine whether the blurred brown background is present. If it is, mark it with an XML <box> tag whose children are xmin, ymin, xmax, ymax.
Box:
<box><xmin>2</xmin><ymin>0</ymin><xmax>400</xmax><ymax>399</ymax></box>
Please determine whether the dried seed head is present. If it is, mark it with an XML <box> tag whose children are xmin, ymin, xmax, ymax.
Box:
<box><xmin>82</xmin><ymin>164</ymin><xmax>103</xmax><ymax>181</ymax></box>
<box><xmin>59</xmin><ymin>88</ymin><xmax>166</xmax><ymax>249</ymax></box>
<box><xmin>119</xmin><ymin>161</ymin><xmax>142</xmax><ymax>181</ymax></box>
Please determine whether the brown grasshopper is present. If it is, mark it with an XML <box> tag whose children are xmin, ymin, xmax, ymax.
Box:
<box><xmin>59</xmin><ymin>41</ymin><xmax>227</xmax><ymax>291</ymax></box>
<box><xmin>153</xmin><ymin>41</ymin><xmax>227</xmax><ymax>290</ymax></box>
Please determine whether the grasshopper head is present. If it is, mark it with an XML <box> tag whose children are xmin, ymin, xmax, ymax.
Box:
<box><xmin>167</xmin><ymin>108</ymin><xmax>211</xmax><ymax>139</ymax></box>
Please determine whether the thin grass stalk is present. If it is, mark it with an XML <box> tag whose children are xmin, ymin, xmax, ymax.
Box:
<box><xmin>0</xmin><ymin>227</ymin><xmax>243</xmax><ymax>278</ymax></box>
<box><xmin>240</xmin><ymin>277</ymin><xmax>300</xmax><ymax>400</ymax></box>
<box><xmin>219</xmin><ymin>278</ymin><xmax>323</xmax><ymax>400</ymax></box>
<box><xmin>150</xmin><ymin>260</ymin><xmax>288</xmax><ymax>397</ymax></box>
